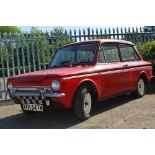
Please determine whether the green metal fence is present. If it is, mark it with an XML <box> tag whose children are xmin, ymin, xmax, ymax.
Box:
<box><xmin>0</xmin><ymin>26</ymin><xmax>155</xmax><ymax>100</ymax></box>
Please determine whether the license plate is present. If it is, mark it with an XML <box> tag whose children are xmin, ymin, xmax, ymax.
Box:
<box><xmin>22</xmin><ymin>104</ymin><xmax>44</xmax><ymax>112</ymax></box>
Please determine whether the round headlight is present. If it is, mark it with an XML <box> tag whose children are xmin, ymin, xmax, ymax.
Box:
<box><xmin>7</xmin><ymin>82</ymin><xmax>13</xmax><ymax>90</ymax></box>
<box><xmin>51</xmin><ymin>80</ymin><xmax>60</xmax><ymax>91</ymax></box>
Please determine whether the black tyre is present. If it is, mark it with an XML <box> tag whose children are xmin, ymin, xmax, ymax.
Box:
<box><xmin>73</xmin><ymin>86</ymin><xmax>92</xmax><ymax>120</ymax></box>
<box><xmin>134</xmin><ymin>78</ymin><xmax>146</xmax><ymax>98</ymax></box>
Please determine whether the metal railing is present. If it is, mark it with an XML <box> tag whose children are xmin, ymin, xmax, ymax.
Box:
<box><xmin>0</xmin><ymin>26</ymin><xmax>155</xmax><ymax>100</ymax></box>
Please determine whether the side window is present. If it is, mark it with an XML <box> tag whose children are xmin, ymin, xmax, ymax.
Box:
<box><xmin>119</xmin><ymin>44</ymin><xmax>140</xmax><ymax>61</ymax></box>
<box><xmin>98</xmin><ymin>44</ymin><xmax>120</xmax><ymax>63</ymax></box>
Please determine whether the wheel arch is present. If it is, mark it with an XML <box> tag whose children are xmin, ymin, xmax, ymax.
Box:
<box><xmin>139</xmin><ymin>71</ymin><xmax>149</xmax><ymax>84</ymax></box>
<box><xmin>72</xmin><ymin>79</ymin><xmax>99</xmax><ymax>106</ymax></box>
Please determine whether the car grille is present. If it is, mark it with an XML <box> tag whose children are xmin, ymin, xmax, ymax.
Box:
<box><xmin>15</xmin><ymin>96</ymin><xmax>50</xmax><ymax>105</ymax></box>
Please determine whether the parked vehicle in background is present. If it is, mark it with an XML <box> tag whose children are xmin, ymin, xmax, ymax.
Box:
<box><xmin>7</xmin><ymin>39</ymin><xmax>154</xmax><ymax>120</ymax></box>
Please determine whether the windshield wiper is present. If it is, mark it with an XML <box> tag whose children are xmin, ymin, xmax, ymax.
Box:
<box><xmin>51</xmin><ymin>61</ymin><xmax>91</xmax><ymax>68</ymax></box>
<box><xmin>51</xmin><ymin>65</ymin><xmax>61</xmax><ymax>68</ymax></box>
<box><xmin>60</xmin><ymin>61</ymin><xmax>71</xmax><ymax>65</ymax></box>
<box><xmin>76</xmin><ymin>61</ymin><xmax>91</xmax><ymax>65</ymax></box>
<box><xmin>50</xmin><ymin>61</ymin><xmax>71</xmax><ymax>68</ymax></box>
<box><xmin>59</xmin><ymin>61</ymin><xmax>74</xmax><ymax>67</ymax></box>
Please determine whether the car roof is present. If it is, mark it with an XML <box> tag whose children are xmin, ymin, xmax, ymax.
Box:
<box><xmin>61</xmin><ymin>39</ymin><xmax>134</xmax><ymax>48</ymax></box>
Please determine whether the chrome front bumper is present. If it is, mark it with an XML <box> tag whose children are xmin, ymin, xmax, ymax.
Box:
<box><xmin>8</xmin><ymin>86</ymin><xmax>65</xmax><ymax>99</ymax></box>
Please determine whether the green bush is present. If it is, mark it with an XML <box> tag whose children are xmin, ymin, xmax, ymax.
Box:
<box><xmin>136</xmin><ymin>40</ymin><xmax>155</xmax><ymax>61</ymax></box>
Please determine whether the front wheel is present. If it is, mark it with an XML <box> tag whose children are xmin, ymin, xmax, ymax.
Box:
<box><xmin>134</xmin><ymin>78</ymin><xmax>146</xmax><ymax>98</ymax></box>
<box><xmin>73</xmin><ymin>86</ymin><xmax>92</xmax><ymax>120</ymax></box>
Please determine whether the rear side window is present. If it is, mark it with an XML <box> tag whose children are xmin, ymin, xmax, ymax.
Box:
<box><xmin>119</xmin><ymin>44</ymin><xmax>140</xmax><ymax>61</ymax></box>
<box><xmin>98</xmin><ymin>44</ymin><xmax>120</xmax><ymax>63</ymax></box>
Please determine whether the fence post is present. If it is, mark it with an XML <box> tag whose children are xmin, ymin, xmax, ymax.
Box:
<box><xmin>36</xmin><ymin>32</ymin><xmax>41</xmax><ymax>71</ymax></box>
<box><xmin>128</xmin><ymin>27</ymin><xmax>131</xmax><ymax>42</ymax></box>
<box><xmin>10</xmin><ymin>33</ymin><xmax>15</xmax><ymax>76</ymax></box>
<box><xmin>100</xmin><ymin>28</ymin><xmax>103</xmax><ymax>39</ymax></box>
<box><xmin>64</xmin><ymin>29</ymin><xmax>68</xmax><ymax>45</ymax></box>
<box><xmin>92</xmin><ymin>28</ymin><xmax>94</xmax><ymax>40</ymax></box>
<box><xmin>88</xmin><ymin>28</ymin><xmax>90</xmax><ymax>40</ymax></box>
<box><xmin>96</xmin><ymin>28</ymin><xmax>99</xmax><ymax>39</ymax></box>
<box><xmin>124</xmin><ymin>27</ymin><xmax>127</xmax><ymax>40</ymax></box>
<box><xmin>74</xmin><ymin>29</ymin><xmax>77</xmax><ymax>42</ymax></box>
<box><xmin>41</xmin><ymin>32</ymin><xmax>46</xmax><ymax>70</ymax></box>
<box><xmin>20</xmin><ymin>33</ymin><xmax>26</xmax><ymax>74</ymax></box>
<box><xmin>69</xmin><ymin>29</ymin><xmax>73</xmax><ymax>43</ymax></box>
<box><xmin>132</xmin><ymin>27</ymin><xmax>135</xmax><ymax>43</ymax></box>
<box><xmin>104</xmin><ymin>28</ymin><xmax>107</xmax><ymax>39</ymax></box>
<box><xmin>54</xmin><ymin>30</ymin><xmax>59</xmax><ymax>52</ymax></box>
<box><xmin>60</xmin><ymin>30</ymin><xmax>64</xmax><ymax>47</ymax></box>
<box><xmin>15</xmin><ymin>33</ymin><xmax>21</xmax><ymax>75</ymax></box>
<box><xmin>112</xmin><ymin>27</ymin><xmax>115</xmax><ymax>39</ymax></box>
<box><xmin>116</xmin><ymin>27</ymin><xmax>119</xmax><ymax>40</ymax></box>
<box><xmin>31</xmin><ymin>32</ymin><xmax>36</xmax><ymax>71</ymax></box>
<box><xmin>79</xmin><ymin>29</ymin><xmax>81</xmax><ymax>41</ymax></box>
<box><xmin>46</xmin><ymin>31</ymin><xmax>50</xmax><ymax>64</ymax></box>
<box><xmin>51</xmin><ymin>30</ymin><xmax>55</xmax><ymax>58</ymax></box>
<box><xmin>0</xmin><ymin>33</ymin><xmax>7</xmax><ymax>100</ymax></box>
<box><xmin>25</xmin><ymin>32</ymin><xmax>31</xmax><ymax>72</ymax></box>
<box><xmin>83</xmin><ymin>29</ymin><xmax>86</xmax><ymax>40</ymax></box>
<box><xmin>4</xmin><ymin>33</ymin><xmax>10</xmax><ymax>77</ymax></box>
<box><xmin>135</xmin><ymin>27</ymin><xmax>139</xmax><ymax>43</ymax></box>
<box><xmin>108</xmin><ymin>28</ymin><xmax>111</xmax><ymax>39</ymax></box>
<box><xmin>139</xmin><ymin>27</ymin><xmax>143</xmax><ymax>42</ymax></box>
<box><xmin>143</xmin><ymin>27</ymin><xmax>147</xmax><ymax>42</ymax></box>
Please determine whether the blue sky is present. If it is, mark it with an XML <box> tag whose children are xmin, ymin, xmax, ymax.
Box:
<box><xmin>20</xmin><ymin>26</ymin><xmax>108</xmax><ymax>31</ymax></box>
<box><xmin>19</xmin><ymin>26</ymin><xmax>102</xmax><ymax>32</ymax></box>
<box><xmin>19</xmin><ymin>26</ymin><xmax>121</xmax><ymax>32</ymax></box>
<box><xmin>20</xmin><ymin>26</ymin><xmax>52</xmax><ymax>32</ymax></box>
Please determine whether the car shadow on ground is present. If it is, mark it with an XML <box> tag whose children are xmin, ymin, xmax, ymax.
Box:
<box><xmin>0</xmin><ymin>80</ymin><xmax>154</xmax><ymax>129</ymax></box>
<box><xmin>0</xmin><ymin>94</ymin><xmax>137</xmax><ymax>129</ymax></box>
<box><xmin>147</xmin><ymin>79</ymin><xmax>155</xmax><ymax>94</ymax></box>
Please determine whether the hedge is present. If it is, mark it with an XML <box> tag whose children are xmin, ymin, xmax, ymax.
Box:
<box><xmin>136</xmin><ymin>40</ymin><xmax>155</xmax><ymax>76</ymax></box>
<box><xmin>136</xmin><ymin>40</ymin><xmax>155</xmax><ymax>62</ymax></box>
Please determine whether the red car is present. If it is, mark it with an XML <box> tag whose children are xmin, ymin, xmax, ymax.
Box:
<box><xmin>7</xmin><ymin>39</ymin><xmax>154</xmax><ymax>120</ymax></box>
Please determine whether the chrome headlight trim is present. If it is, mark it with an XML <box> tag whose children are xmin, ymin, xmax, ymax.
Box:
<box><xmin>7</xmin><ymin>81</ymin><xmax>13</xmax><ymax>90</ymax></box>
<box><xmin>51</xmin><ymin>80</ymin><xmax>60</xmax><ymax>91</ymax></box>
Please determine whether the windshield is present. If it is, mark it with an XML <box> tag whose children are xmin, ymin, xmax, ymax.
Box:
<box><xmin>49</xmin><ymin>43</ymin><xmax>98</xmax><ymax>68</ymax></box>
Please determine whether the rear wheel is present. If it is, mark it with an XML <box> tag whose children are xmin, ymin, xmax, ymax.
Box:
<box><xmin>73</xmin><ymin>86</ymin><xmax>92</xmax><ymax>120</ymax></box>
<box><xmin>134</xmin><ymin>78</ymin><xmax>146</xmax><ymax>98</ymax></box>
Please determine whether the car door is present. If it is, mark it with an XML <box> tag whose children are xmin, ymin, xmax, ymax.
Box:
<box><xmin>119</xmin><ymin>44</ymin><xmax>142</xmax><ymax>90</ymax></box>
<box><xmin>98</xmin><ymin>43</ymin><xmax>128</xmax><ymax>98</ymax></box>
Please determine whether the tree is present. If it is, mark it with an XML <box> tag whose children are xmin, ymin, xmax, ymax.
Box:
<box><xmin>30</xmin><ymin>26</ymin><xmax>43</xmax><ymax>34</ymax></box>
<box><xmin>0</xmin><ymin>26</ymin><xmax>21</xmax><ymax>36</ymax></box>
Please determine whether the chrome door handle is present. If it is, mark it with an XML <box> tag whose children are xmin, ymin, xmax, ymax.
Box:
<box><xmin>122</xmin><ymin>64</ymin><xmax>128</xmax><ymax>67</ymax></box>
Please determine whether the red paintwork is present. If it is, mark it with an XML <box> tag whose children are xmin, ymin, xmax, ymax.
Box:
<box><xmin>8</xmin><ymin>39</ymin><xmax>153</xmax><ymax>108</ymax></box>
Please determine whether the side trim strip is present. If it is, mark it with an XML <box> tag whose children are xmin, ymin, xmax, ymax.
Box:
<box><xmin>63</xmin><ymin>66</ymin><xmax>151</xmax><ymax>80</ymax></box>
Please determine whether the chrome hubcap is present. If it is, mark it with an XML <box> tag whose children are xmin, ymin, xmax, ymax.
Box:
<box><xmin>138</xmin><ymin>79</ymin><xmax>145</xmax><ymax>96</ymax></box>
<box><xmin>83</xmin><ymin>93</ymin><xmax>92</xmax><ymax>115</ymax></box>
